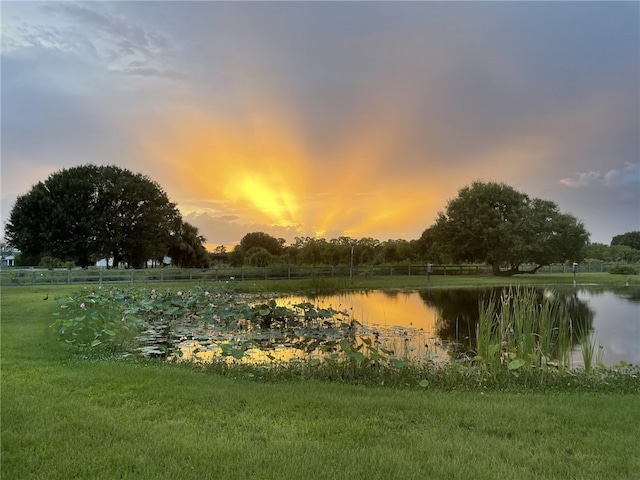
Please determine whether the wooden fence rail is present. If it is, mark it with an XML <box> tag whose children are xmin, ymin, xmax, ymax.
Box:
<box><xmin>0</xmin><ymin>263</ymin><xmax>636</xmax><ymax>287</ymax></box>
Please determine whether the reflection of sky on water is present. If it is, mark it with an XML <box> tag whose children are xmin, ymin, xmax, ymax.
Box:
<box><xmin>574</xmin><ymin>289</ymin><xmax>640</xmax><ymax>366</ymax></box>
<box><xmin>175</xmin><ymin>288</ymin><xmax>639</xmax><ymax>367</ymax></box>
<box><xmin>279</xmin><ymin>292</ymin><xmax>453</xmax><ymax>361</ymax></box>
<box><xmin>282</xmin><ymin>288</ymin><xmax>640</xmax><ymax>367</ymax></box>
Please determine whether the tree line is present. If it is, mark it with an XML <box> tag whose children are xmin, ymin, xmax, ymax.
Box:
<box><xmin>5</xmin><ymin>165</ymin><xmax>639</xmax><ymax>274</ymax></box>
<box><xmin>229</xmin><ymin>229</ymin><xmax>640</xmax><ymax>271</ymax></box>
<box><xmin>227</xmin><ymin>183</ymin><xmax>637</xmax><ymax>274</ymax></box>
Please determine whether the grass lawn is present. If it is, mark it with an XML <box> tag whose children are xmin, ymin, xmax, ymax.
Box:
<box><xmin>221</xmin><ymin>271</ymin><xmax>640</xmax><ymax>293</ymax></box>
<box><xmin>2</xmin><ymin>279</ymin><xmax>639</xmax><ymax>479</ymax></box>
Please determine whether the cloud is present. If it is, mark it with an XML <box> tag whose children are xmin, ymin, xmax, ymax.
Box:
<box><xmin>560</xmin><ymin>171</ymin><xmax>603</xmax><ymax>188</ymax></box>
<box><xmin>560</xmin><ymin>163</ymin><xmax>640</xmax><ymax>189</ymax></box>
<box><xmin>2</xmin><ymin>2</ymin><xmax>178</xmax><ymax>80</ymax></box>
<box><xmin>603</xmin><ymin>162</ymin><xmax>640</xmax><ymax>188</ymax></box>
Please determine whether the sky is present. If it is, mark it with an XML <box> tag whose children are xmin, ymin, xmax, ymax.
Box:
<box><xmin>1</xmin><ymin>1</ymin><xmax>639</xmax><ymax>250</ymax></box>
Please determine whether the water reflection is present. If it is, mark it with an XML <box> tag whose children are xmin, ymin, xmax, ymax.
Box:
<box><xmin>419</xmin><ymin>288</ymin><xmax>596</xmax><ymax>362</ymax></box>
<box><xmin>170</xmin><ymin>286</ymin><xmax>639</xmax><ymax>367</ymax></box>
<box><xmin>573</xmin><ymin>289</ymin><xmax>640</xmax><ymax>366</ymax></box>
<box><xmin>283</xmin><ymin>287</ymin><xmax>637</xmax><ymax>366</ymax></box>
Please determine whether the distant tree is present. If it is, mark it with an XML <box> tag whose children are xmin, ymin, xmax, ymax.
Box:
<box><xmin>295</xmin><ymin>237</ymin><xmax>325</xmax><ymax>265</ymax></box>
<box><xmin>356</xmin><ymin>238</ymin><xmax>380</xmax><ymax>265</ymax></box>
<box><xmin>431</xmin><ymin>181</ymin><xmax>590</xmax><ymax>276</ymax></box>
<box><xmin>609</xmin><ymin>245</ymin><xmax>640</xmax><ymax>263</ymax></box>
<box><xmin>245</xmin><ymin>246</ymin><xmax>272</xmax><ymax>267</ymax></box>
<box><xmin>239</xmin><ymin>232</ymin><xmax>283</xmax><ymax>256</ymax></box>
<box><xmin>584</xmin><ymin>242</ymin><xmax>640</xmax><ymax>263</ymax></box>
<box><xmin>168</xmin><ymin>221</ymin><xmax>211</xmax><ymax>268</ymax></box>
<box><xmin>210</xmin><ymin>245</ymin><xmax>229</xmax><ymax>264</ymax></box>
<box><xmin>611</xmin><ymin>231</ymin><xmax>640</xmax><ymax>250</ymax></box>
<box><xmin>6</xmin><ymin>165</ymin><xmax>182</xmax><ymax>268</ymax></box>
<box><xmin>375</xmin><ymin>239</ymin><xmax>414</xmax><ymax>264</ymax></box>
<box><xmin>584</xmin><ymin>242</ymin><xmax>610</xmax><ymax>262</ymax></box>
<box><xmin>228</xmin><ymin>245</ymin><xmax>245</xmax><ymax>267</ymax></box>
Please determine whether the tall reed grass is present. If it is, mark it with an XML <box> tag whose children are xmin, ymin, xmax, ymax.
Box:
<box><xmin>475</xmin><ymin>287</ymin><xmax>575</xmax><ymax>377</ymax></box>
<box><xmin>575</xmin><ymin>322</ymin><xmax>604</xmax><ymax>374</ymax></box>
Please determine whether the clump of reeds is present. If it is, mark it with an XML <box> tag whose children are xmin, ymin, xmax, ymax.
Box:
<box><xmin>475</xmin><ymin>286</ymin><xmax>574</xmax><ymax>377</ymax></box>
<box><xmin>575</xmin><ymin>322</ymin><xmax>604</xmax><ymax>374</ymax></box>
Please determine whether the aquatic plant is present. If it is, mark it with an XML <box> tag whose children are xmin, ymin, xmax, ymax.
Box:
<box><xmin>474</xmin><ymin>286</ymin><xmax>575</xmax><ymax>378</ymax></box>
<box><xmin>50</xmin><ymin>284</ymin><xmax>639</xmax><ymax>392</ymax></box>
<box><xmin>52</xmin><ymin>288</ymin><xmax>144</xmax><ymax>351</ymax></box>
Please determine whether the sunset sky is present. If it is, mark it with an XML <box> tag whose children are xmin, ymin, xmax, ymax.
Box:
<box><xmin>2</xmin><ymin>1</ymin><xmax>638</xmax><ymax>249</ymax></box>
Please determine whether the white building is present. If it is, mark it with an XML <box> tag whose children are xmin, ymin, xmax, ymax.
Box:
<box><xmin>0</xmin><ymin>245</ymin><xmax>19</xmax><ymax>267</ymax></box>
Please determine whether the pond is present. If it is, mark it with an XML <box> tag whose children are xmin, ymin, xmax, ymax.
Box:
<box><xmin>171</xmin><ymin>286</ymin><xmax>639</xmax><ymax>367</ymax></box>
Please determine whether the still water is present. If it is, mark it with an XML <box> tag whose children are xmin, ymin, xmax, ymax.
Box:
<box><xmin>178</xmin><ymin>286</ymin><xmax>639</xmax><ymax>367</ymax></box>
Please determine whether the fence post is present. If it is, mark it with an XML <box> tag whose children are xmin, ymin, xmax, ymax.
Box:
<box><xmin>131</xmin><ymin>270</ymin><xmax>134</xmax><ymax>283</ymax></box>
<box><xmin>67</xmin><ymin>270</ymin><xmax>71</xmax><ymax>284</ymax></box>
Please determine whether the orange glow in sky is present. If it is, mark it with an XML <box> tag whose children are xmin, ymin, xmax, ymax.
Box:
<box><xmin>140</xmin><ymin>105</ymin><xmax>443</xmax><ymax>247</ymax></box>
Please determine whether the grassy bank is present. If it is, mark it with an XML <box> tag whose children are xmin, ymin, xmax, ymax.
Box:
<box><xmin>2</xmin><ymin>283</ymin><xmax>640</xmax><ymax>479</ymax></box>
<box><xmin>224</xmin><ymin>272</ymin><xmax>639</xmax><ymax>293</ymax></box>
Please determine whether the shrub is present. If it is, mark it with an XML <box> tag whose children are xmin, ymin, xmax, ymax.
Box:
<box><xmin>39</xmin><ymin>256</ymin><xmax>63</xmax><ymax>269</ymax></box>
<box><xmin>608</xmin><ymin>265</ymin><xmax>638</xmax><ymax>275</ymax></box>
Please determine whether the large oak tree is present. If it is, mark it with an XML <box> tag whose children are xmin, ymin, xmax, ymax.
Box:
<box><xmin>430</xmin><ymin>181</ymin><xmax>590</xmax><ymax>276</ymax></box>
<box><xmin>5</xmin><ymin>165</ymin><xmax>198</xmax><ymax>268</ymax></box>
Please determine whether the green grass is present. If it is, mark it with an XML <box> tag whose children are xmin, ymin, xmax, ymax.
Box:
<box><xmin>228</xmin><ymin>272</ymin><xmax>639</xmax><ymax>294</ymax></box>
<box><xmin>2</xmin><ymin>283</ymin><xmax>640</xmax><ymax>479</ymax></box>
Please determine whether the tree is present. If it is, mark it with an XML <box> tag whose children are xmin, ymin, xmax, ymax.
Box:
<box><xmin>431</xmin><ymin>181</ymin><xmax>590</xmax><ymax>276</ymax></box>
<box><xmin>228</xmin><ymin>245</ymin><xmax>245</xmax><ymax>267</ymax></box>
<box><xmin>611</xmin><ymin>231</ymin><xmax>640</xmax><ymax>250</ymax></box>
<box><xmin>584</xmin><ymin>242</ymin><xmax>610</xmax><ymax>262</ymax></box>
<box><xmin>584</xmin><ymin>242</ymin><xmax>640</xmax><ymax>263</ymax></box>
<box><xmin>168</xmin><ymin>221</ymin><xmax>211</xmax><ymax>268</ymax></box>
<box><xmin>294</xmin><ymin>237</ymin><xmax>325</xmax><ymax>265</ymax></box>
<box><xmin>608</xmin><ymin>245</ymin><xmax>640</xmax><ymax>263</ymax></box>
<box><xmin>245</xmin><ymin>246</ymin><xmax>272</xmax><ymax>267</ymax></box>
<box><xmin>213</xmin><ymin>245</ymin><xmax>227</xmax><ymax>254</ymax></box>
<box><xmin>6</xmin><ymin>165</ymin><xmax>103</xmax><ymax>267</ymax></box>
<box><xmin>239</xmin><ymin>232</ymin><xmax>283</xmax><ymax>256</ymax></box>
<box><xmin>5</xmin><ymin>165</ymin><xmax>183</xmax><ymax>268</ymax></box>
<box><xmin>94</xmin><ymin>166</ymin><xmax>181</xmax><ymax>268</ymax></box>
